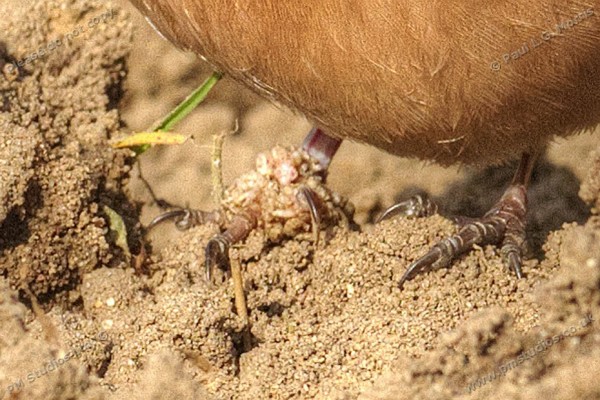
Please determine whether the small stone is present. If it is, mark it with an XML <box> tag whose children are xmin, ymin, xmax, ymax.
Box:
<box><xmin>346</xmin><ymin>283</ymin><xmax>355</xmax><ymax>298</ymax></box>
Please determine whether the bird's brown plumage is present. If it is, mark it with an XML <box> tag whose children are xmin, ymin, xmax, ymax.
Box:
<box><xmin>129</xmin><ymin>0</ymin><xmax>600</xmax><ymax>165</ymax></box>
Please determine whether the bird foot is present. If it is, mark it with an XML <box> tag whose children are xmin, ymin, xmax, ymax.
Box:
<box><xmin>146</xmin><ymin>145</ymin><xmax>355</xmax><ymax>282</ymax></box>
<box><xmin>391</xmin><ymin>184</ymin><xmax>528</xmax><ymax>288</ymax></box>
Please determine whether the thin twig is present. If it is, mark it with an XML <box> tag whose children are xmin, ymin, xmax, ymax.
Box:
<box><xmin>211</xmin><ymin>119</ymin><xmax>238</xmax><ymax>205</ymax></box>
<box><xmin>23</xmin><ymin>286</ymin><xmax>59</xmax><ymax>347</ymax></box>
<box><xmin>230</xmin><ymin>256</ymin><xmax>251</xmax><ymax>351</ymax></box>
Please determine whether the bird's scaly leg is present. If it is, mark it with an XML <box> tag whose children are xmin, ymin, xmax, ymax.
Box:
<box><xmin>394</xmin><ymin>152</ymin><xmax>537</xmax><ymax>288</ymax></box>
<box><xmin>302</xmin><ymin>127</ymin><xmax>342</xmax><ymax>171</ymax></box>
<box><xmin>204</xmin><ymin>210</ymin><xmax>258</xmax><ymax>281</ymax></box>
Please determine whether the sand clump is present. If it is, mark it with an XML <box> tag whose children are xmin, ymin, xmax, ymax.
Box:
<box><xmin>0</xmin><ymin>0</ymin><xmax>137</xmax><ymax>302</ymax></box>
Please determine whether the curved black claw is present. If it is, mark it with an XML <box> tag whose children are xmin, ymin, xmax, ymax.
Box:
<box><xmin>503</xmin><ymin>248</ymin><xmax>523</xmax><ymax>279</ymax></box>
<box><xmin>146</xmin><ymin>209</ymin><xmax>223</xmax><ymax>233</ymax></box>
<box><xmin>297</xmin><ymin>186</ymin><xmax>322</xmax><ymax>247</ymax></box>
<box><xmin>147</xmin><ymin>209</ymin><xmax>189</xmax><ymax>231</ymax></box>
<box><xmin>500</xmin><ymin>221</ymin><xmax>526</xmax><ymax>279</ymax></box>
<box><xmin>398</xmin><ymin>246</ymin><xmax>448</xmax><ymax>288</ymax></box>
<box><xmin>377</xmin><ymin>194</ymin><xmax>438</xmax><ymax>223</ymax></box>
<box><xmin>398</xmin><ymin>184</ymin><xmax>528</xmax><ymax>288</ymax></box>
<box><xmin>205</xmin><ymin>235</ymin><xmax>231</xmax><ymax>282</ymax></box>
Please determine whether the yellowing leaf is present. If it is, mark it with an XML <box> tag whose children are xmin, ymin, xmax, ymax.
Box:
<box><xmin>112</xmin><ymin>131</ymin><xmax>189</xmax><ymax>149</ymax></box>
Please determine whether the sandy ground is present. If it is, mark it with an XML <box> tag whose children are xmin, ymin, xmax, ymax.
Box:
<box><xmin>1</xmin><ymin>1</ymin><xmax>600</xmax><ymax>399</ymax></box>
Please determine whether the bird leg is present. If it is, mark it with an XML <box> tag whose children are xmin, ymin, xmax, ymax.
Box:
<box><xmin>302</xmin><ymin>127</ymin><xmax>342</xmax><ymax>172</ymax></box>
<box><xmin>146</xmin><ymin>129</ymin><xmax>353</xmax><ymax>282</ymax></box>
<box><xmin>204</xmin><ymin>210</ymin><xmax>258</xmax><ymax>281</ymax></box>
<box><xmin>397</xmin><ymin>152</ymin><xmax>537</xmax><ymax>288</ymax></box>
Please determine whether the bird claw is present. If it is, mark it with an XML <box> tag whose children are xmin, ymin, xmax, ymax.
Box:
<box><xmin>500</xmin><ymin>227</ymin><xmax>526</xmax><ymax>279</ymax></box>
<box><xmin>377</xmin><ymin>194</ymin><xmax>438</xmax><ymax>223</ymax></box>
<box><xmin>147</xmin><ymin>208</ymin><xmax>223</xmax><ymax>232</ymax></box>
<box><xmin>174</xmin><ymin>210</ymin><xmax>196</xmax><ymax>231</ymax></box>
<box><xmin>146</xmin><ymin>209</ymin><xmax>188</xmax><ymax>231</ymax></box>
<box><xmin>398</xmin><ymin>184</ymin><xmax>528</xmax><ymax>288</ymax></box>
<box><xmin>205</xmin><ymin>235</ymin><xmax>231</xmax><ymax>282</ymax></box>
<box><xmin>296</xmin><ymin>186</ymin><xmax>323</xmax><ymax>248</ymax></box>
